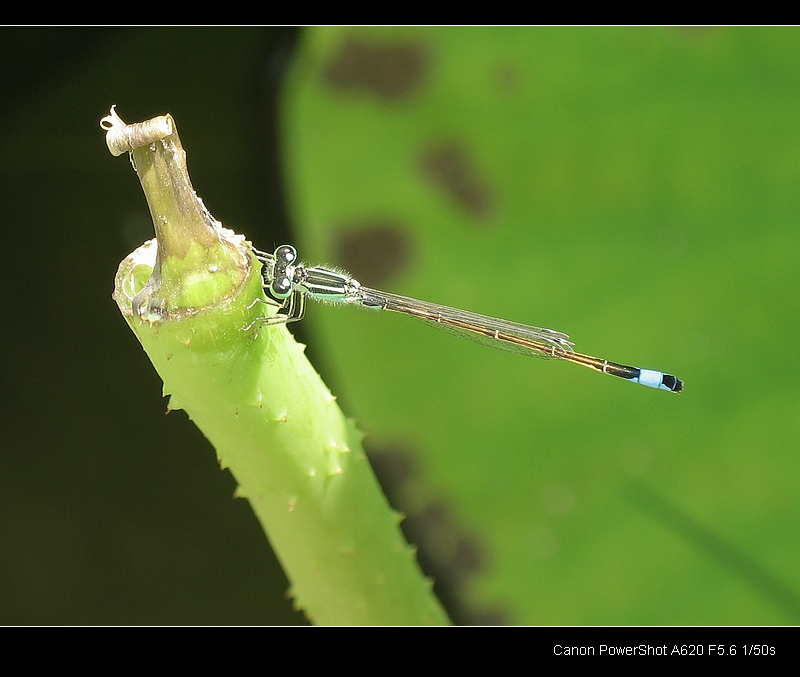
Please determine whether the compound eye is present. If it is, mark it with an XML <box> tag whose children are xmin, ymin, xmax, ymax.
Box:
<box><xmin>271</xmin><ymin>275</ymin><xmax>292</xmax><ymax>299</ymax></box>
<box><xmin>275</xmin><ymin>245</ymin><xmax>297</xmax><ymax>265</ymax></box>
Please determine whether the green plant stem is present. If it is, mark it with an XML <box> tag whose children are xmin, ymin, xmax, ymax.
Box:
<box><xmin>104</xmin><ymin>107</ymin><xmax>448</xmax><ymax>625</ymax></box>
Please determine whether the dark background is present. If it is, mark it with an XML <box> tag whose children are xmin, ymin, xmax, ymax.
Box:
<box><xmin>1</xmin><ymin>27</ymin><xmax>308</xmax><ymax>624</ymax></box>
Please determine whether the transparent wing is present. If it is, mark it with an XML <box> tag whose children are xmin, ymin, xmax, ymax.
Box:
<box><xmin>358</xmin><ymin>287</ymin><xmax>574</xmax><ymax>359</ymax></box>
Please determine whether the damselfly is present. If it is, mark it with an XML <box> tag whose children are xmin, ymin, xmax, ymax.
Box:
<box><xmin>250</xmin><ymin>244</ymin><xmax>683</xmax><ymax>393</ymax></box>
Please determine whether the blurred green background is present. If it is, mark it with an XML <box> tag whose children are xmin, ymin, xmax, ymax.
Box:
<box><xmin>1</xmin><ymin>26</ymin><xmax>798</xmax><ymax>625</ymax></box>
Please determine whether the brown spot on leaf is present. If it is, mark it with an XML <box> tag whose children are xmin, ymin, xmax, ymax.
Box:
<box><xmin>420</xmin><ymin>141</ymin><xmax>494</xmax><ymax>220</ymax></box>
<box><xmin>366</xmin><ymin>441</ymin><xmax>418</xmax><ymax>492</ymax></box>
<box><xmin>493</xmin><ymin>63</ymin><xmax>521</xmax><ymax>92</ymax></box>
<box><xmin>332</xmin><ymin>220</ymin><xmax>413</xmax><ymax>288</ymax></box>
<box><xmin>408</xmin><ymin>502</ymin><xmax>484</xmax><ymax>582</ymax></box>
<box><xmin>323</xmin><ymin>37</ymin><xmax>429</xmax><ymax>101</ymax></box>
<box><xmin>367</xmin><ymin>440</ymin><xmax>510</xmax><ymax>625</ymax></box>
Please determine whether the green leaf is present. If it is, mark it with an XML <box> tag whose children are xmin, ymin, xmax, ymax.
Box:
<box><xmin>281</xmin><ymin>27</ymin><xmax>800</xmax><ymax>624</ymax></box>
